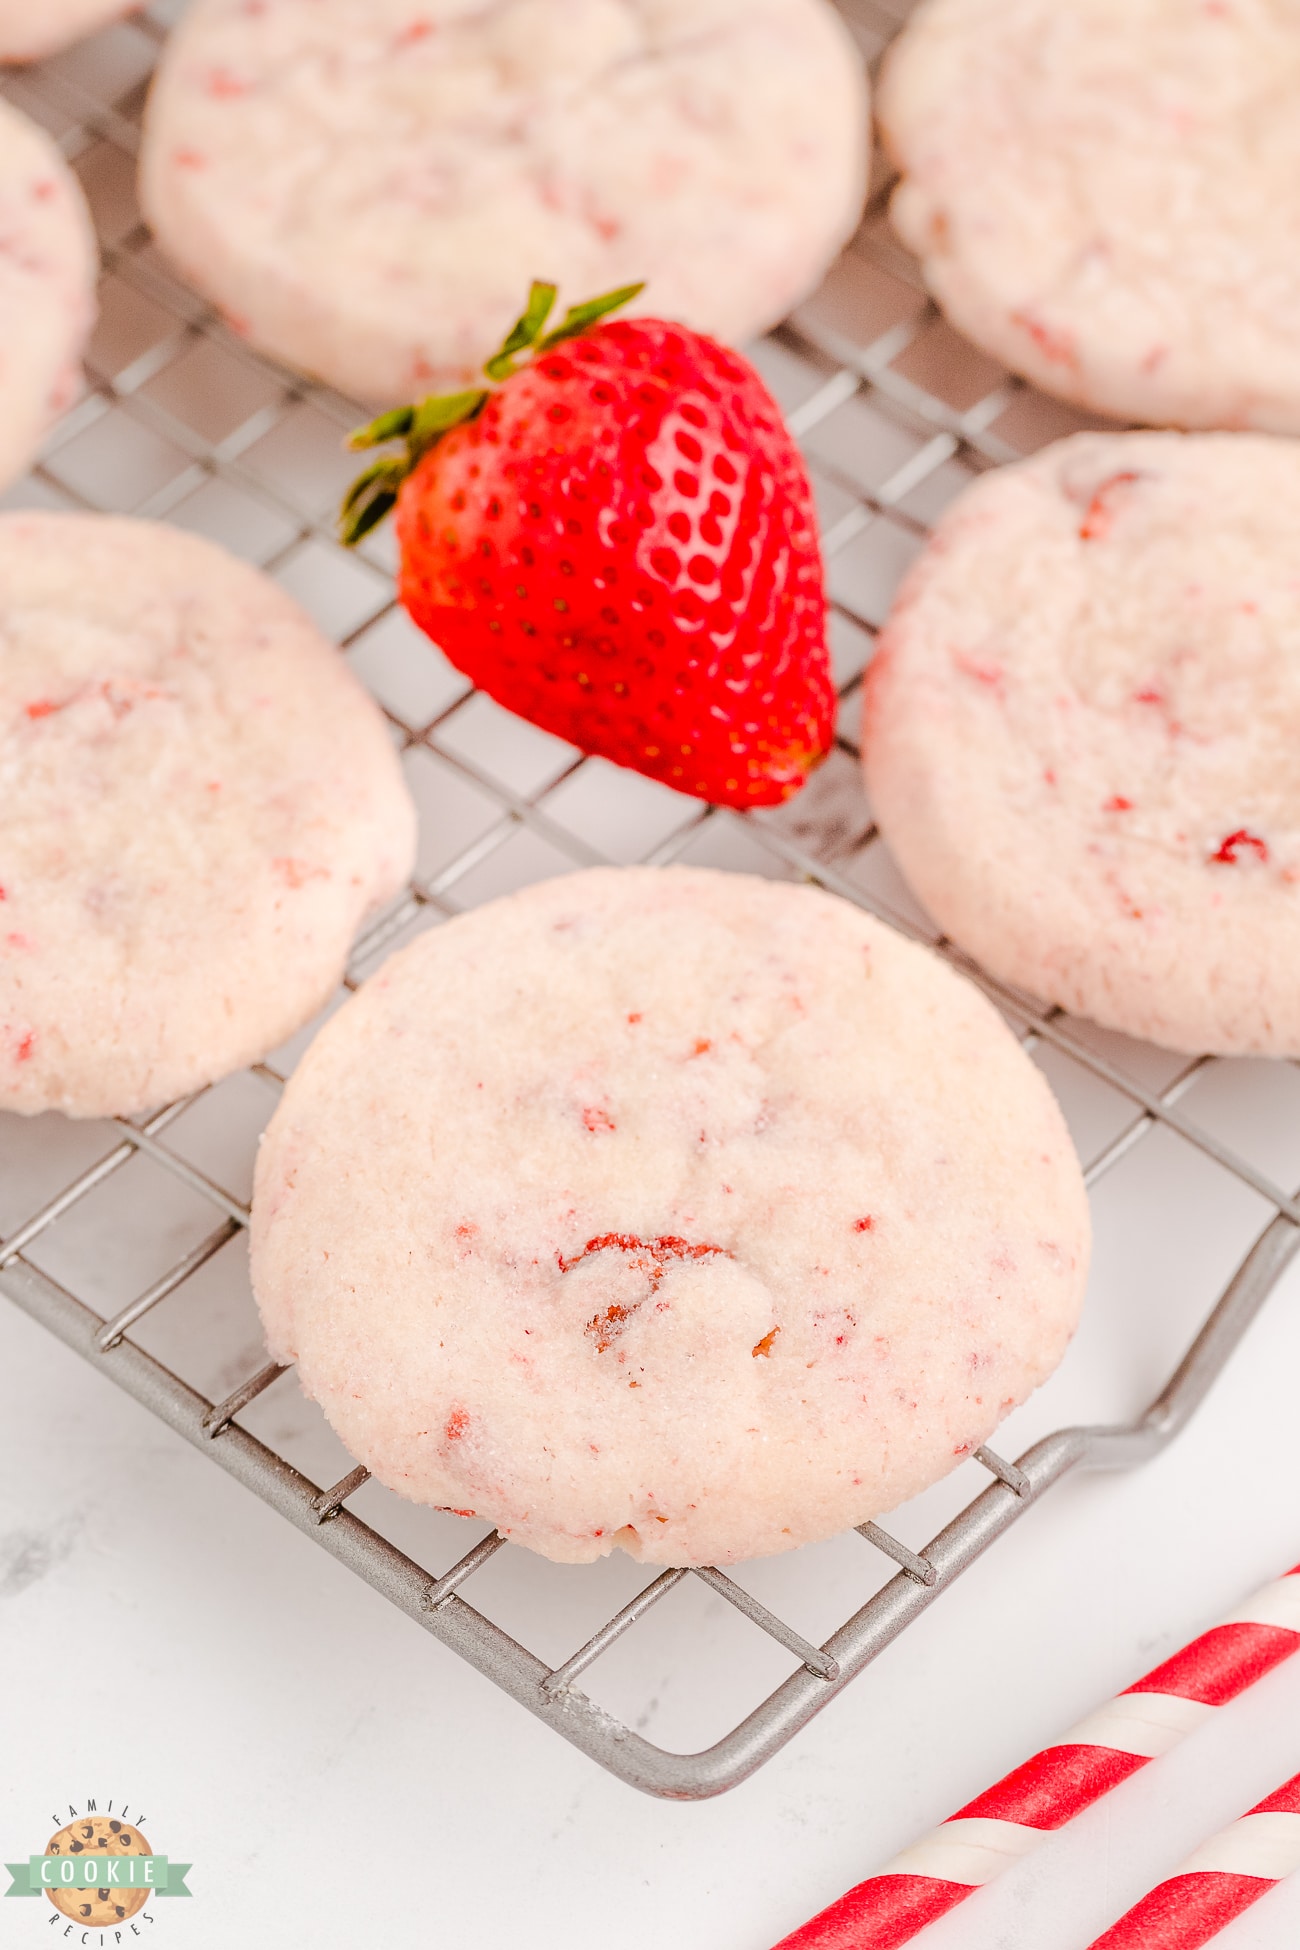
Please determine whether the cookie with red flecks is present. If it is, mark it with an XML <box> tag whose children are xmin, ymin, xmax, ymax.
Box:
<box><xmin>0</xmin><ymin>100</ymin><xmax>95</xmax><ymax>489</ymax></box>
<box><xmin>250</xmin><ymin>865</ymin><xmax>1089</xmax><ymax>1567</ymax></box>
<box><xmin>863</xmin><ymin>431</ymin><xmax>1300</xmax><ymax>1054</ymax></box>
<box><xmin>0</xmin><ymin>513</ymin><xmax>416</xmax><ymax>1117</ymax></box>
<box><xmin>879</xmin><ymin>0</ymin><xmax>1300</xmax><ymax>432</ymax></box>
<box><xmin>140</xmin><ymin>0</ymin><xmax>869</xmax><ymax>403</ymax></box>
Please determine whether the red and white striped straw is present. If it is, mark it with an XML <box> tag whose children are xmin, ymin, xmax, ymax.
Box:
<box><xmin>1087</xmin><ymin>1769</ymin><xmax>1300</xmax><ymax>1949</ymax></box>
<box><xmin>773</xmin><ymin>1564</ymin><xmax>1300</xmax><ymax>1950</ymax></box>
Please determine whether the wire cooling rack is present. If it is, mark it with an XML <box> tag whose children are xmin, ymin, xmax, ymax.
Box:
<box><xmin>4</xmin><ymin>0</ymin><xmax>1300</xmax><ymax>1801</ymax></box>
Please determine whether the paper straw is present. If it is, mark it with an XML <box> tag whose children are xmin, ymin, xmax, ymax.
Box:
<box><xmin>773</xmin><ymin>1565</ymin><xmax>1300</xmax><ymax>1950</ymax></box>
<box><xmin>1087</xmin><ymin>1768</ymin><xmax>1300</xmax><ymax>1949</ymax></box>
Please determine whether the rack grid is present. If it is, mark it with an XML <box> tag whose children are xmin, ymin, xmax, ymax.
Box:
<box><xmin>4</xmin><ymin>0</ymin><xmax>1298</xmax><ymax>1800</ymax></box>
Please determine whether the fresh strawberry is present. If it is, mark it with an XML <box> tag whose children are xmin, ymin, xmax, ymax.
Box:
<box><xmin>341</xmin><ymin>283</ymin><xmax>833</xmax><ymax>807</ymax></box>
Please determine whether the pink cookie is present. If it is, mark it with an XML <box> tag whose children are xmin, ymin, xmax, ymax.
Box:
<box><xmin>0</xmin><ymin>100</ymin><xmax>96</xmax><ymax>490</ymax></box>
<box><xmin>140</xmin><ymin>0</ymin><xmax>869</xmax><ymax>403</ymax></box>
<box><xmin>251</xmin><ymin>866</ymin><xmax>1089</xmax><ymax>1567</ymax></box>
<box><xmin>879</xmin><ymin>0</ymin><xmax>1300</xmax><ymax>431</ymax></box>
<box><xmin>0</xmin><ymin>1</ymin><xmax>137</xmax><ymax>61</ymax></box>
<box><xmin>863</xmin><ymin>431</ymin><xmax>1300</xmax><ymax>1055</ymax></box>
<box><xmin>0</xmin><ymin>514</ymin><xmax>416</xmax><ymax>1117</ymax></box>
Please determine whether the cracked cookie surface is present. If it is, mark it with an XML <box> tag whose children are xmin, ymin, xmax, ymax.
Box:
<box><xmin>251</xmin><ymin>865</ymin><xmax>1089</xmax><ymax>1565</ymax></box>
<box><xmin>140</xmin><ymin>0</ymin><xmax>869</xmax><ymax>402</ymax></box>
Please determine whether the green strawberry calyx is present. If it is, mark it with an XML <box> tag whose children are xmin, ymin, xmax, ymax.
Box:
<box><xmin>339</xmin><ymin>278</ymin><xmax>645</xmax><ymax>546</ymax></box>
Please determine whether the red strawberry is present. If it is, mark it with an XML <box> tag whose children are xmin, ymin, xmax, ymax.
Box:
<box><xmin>341</xmin><ymin>283</ymin><xmax>833</xmax><ymax>807</ymax></box>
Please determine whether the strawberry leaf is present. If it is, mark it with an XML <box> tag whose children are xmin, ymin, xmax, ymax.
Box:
<box><xmin>342</xmin><ymin>487</ymin><xmax>399</xmax><ymax>545</ymax></box>
<box><xmin>484</xmin><ymin>280</ymin><xmax>559</xmax><ymax>381</ymax></box>
<box><xmin>347</xmin><ymin>404</ymin><xmax>416</xmax><ymax>452</ymax></box>
<box><xmin>538</xmin><ymin>282</ymin><xmax>646</xmax><ymax>350</ymax></box>
<box><xmin>339</xmin><ymin>456</ymin><xmax>406</xmax><ymax>545</ymax></box>
<box><xmin>339</xmin><ymin>455</ymin><xmax>403</xmax><ymax>515</ymax></box>
<box><xmin>409</xmin><ymin>387</ymin><xmax>490</xmax><ymax>453</ymax></box>
<box><xmin>339</xmin><ymin>278</ymin><xmax>645</xmax><ymax>545</ymax></box>
<box><xmin>338</xmin><ymin>391</ymin><xmax>487</xmax><ymax>543</ymax></box>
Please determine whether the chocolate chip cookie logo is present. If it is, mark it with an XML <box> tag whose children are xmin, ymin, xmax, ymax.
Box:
<box><xmin>5</xmin><ymin>1799</ymin><xmax>191</xmax><ymax>1936</ymax></box>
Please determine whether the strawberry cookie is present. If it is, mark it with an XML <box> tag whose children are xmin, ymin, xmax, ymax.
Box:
<box><xmin>0</xmin><ymin>514</ymin><xmax>416</xmax><ymax>1118</ymax></box>
<box><xmin>0</xmin><ymin>101</ymin><xmax>96</xmax><ymax>489</ymax></box>
<box><xmin>251</xmin><ymin>867</ymin><xmax>1089</xmax><ymax>1567</ymax></box>
<box><xmin>879</xmin><ymin>0</ymin><xmax>1300</xmax><ymax>431</ymax></box>
<box><xmin>0</xmin><ymin>1</ymin><xmax>137</xmax><ymax>60</ymax></box>
<box><xmin>139</xmin><ymin>0</ymin><xmax>869</xmax><ymax>403</ymax></box>
<box><xmin>864</xmin><ymin>432</ymin><xmax>1300</xmax><ymax>1055</ymax></box>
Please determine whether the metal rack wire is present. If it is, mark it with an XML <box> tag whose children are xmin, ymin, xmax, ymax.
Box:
<box><xmin>3</xmin><ymin>0</ymin><xmax>1298</xmax><ymax>1799</ymax></box>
